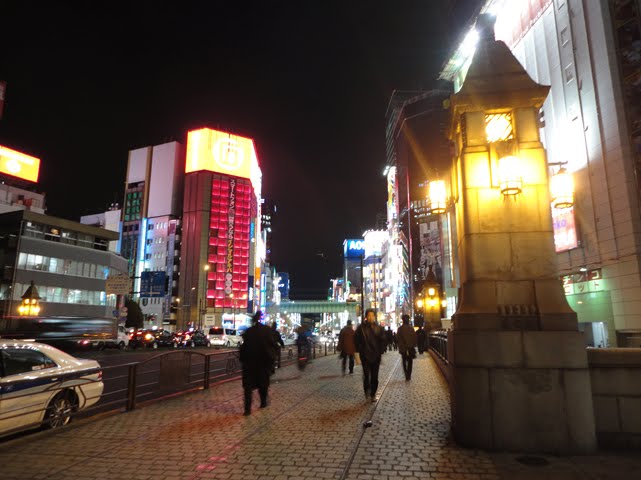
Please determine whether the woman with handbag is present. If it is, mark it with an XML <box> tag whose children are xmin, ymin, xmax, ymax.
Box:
<box><xmin>396</xmin><ymin>314</ymin><xmax>418</xmax><ymax>381</ymax></box>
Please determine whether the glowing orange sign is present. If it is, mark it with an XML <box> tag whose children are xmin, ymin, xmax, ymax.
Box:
<box><xmin>0</xmin><ymin>145</ymin><xmax>40</xmax><ymax>183</ymax></box>
<box><xmin>186</xmin><ymin>128</ymin><xmax>260</xmax><ymax>189</ymax></box>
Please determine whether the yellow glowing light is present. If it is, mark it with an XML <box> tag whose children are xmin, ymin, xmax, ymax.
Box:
<box><xmin>485</xmin><ymin>113</ymin><xmax>514</xmax><ymax>143</ymax></box>
<box><xmin>550</xmin><ymin>168</ymin><xmax>574</xmax><ymax>209</ymax></box>
<box><xmin>185</xmin><ymin>128</ymin><xmax>260</xmax><ymax>191</ymax></box>
<box><xmin>428</xmin><ymin>298</ymin><xmax>438</xmax><ymax>308</ymax></box>
<box><xmin>427</xmin><ymin>287</ymin><xmax>436</xmax><ymax>297</ymax></box>
<box><xmin>441</xmin><ymin>299</ymin><xmax>448</xmax><ymax>308</ymax></box>
<box><xmin>498</xmin><ymin>156</ymin><xmax>523</xmax><ymax>196</ymax></box>
<box><xmin>0</xmin><ymin>145</ymin><xmax>41</xmax><ymax>183</ymax></box>
<box><xmin>428</xmin><ymin>180</ymin><xmax>447</xmax><ymax>214</ymax></box>
<box><xmin>416</xmin><ymin>299</ymin><xmax>424</xmax><ymax>308</ymax></box>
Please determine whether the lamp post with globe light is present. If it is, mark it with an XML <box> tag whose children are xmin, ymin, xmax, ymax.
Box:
<box><xmin>18</xmin><ymin>281</ymin><xmax>41</xmax><ymax>316</ymax></box>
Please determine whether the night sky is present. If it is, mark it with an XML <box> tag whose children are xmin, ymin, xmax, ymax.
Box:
<box><xmin>0</xmin><ymin>1</ymin><xmax>481</xmax><ymax>298</ymax></box>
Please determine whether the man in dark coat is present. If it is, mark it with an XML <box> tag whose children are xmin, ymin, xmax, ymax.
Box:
<box><xmin>337</xmin><ymin>319</ymin><xmax>356</xmax><ymax>375</ymax></box>
<box><xmin>354</xmin><ymin>308</ymin><xmax>386</xmax><ymax>402</ymax></box>
<box><xmin>239</xmin><ymin>311</ymin><xmax>278</xmax><ymax>416</ymax></box>
<box><xmin>396</xmin><ymin>314</ymin><xmax>418</xmax><ymax>381</ymax></box>
<box><xmin>416</xmin><ymin>325</ymin><xmax>427</xmax><ymax>354</ymax></box>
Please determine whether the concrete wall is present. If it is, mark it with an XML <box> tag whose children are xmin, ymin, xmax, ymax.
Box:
<box><xmin>588</xmin><ymin>348</ymin><xmax>641</xmax><ymax>449</ymax></box>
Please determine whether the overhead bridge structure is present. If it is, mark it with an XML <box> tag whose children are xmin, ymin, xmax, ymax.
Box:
<box><xmin>265</xmin><ymin>301</ymin><xmax>359</xmax><ymax>330</ymax></box>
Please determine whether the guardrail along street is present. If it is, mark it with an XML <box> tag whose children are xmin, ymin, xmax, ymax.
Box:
<box><xmin>1</xmin><ymin>342</ymin><xmax>338</xmax><ymax>440</ymax></box>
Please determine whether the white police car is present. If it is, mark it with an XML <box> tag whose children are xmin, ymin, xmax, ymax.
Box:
<box><xmin>0</xmin><ymin>339</ymin><xmax>104</xmax><ymax>437</ymax></box>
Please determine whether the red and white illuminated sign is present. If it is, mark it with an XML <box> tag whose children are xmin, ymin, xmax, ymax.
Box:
<box><xmin>186</xmin><ymin>128</ymin><xmax>261</xmax><ymax>192</ymax></box>
<box><xmin>0</xmin><ymin>145</ymin><xmax>40</xmax><ymax>183</ymax></box>
<box><xmin>206</xmin><ymin>177</ymin><xmax>254</xmax><ymax>310</ymax></box>
<box><xmin>552</xmin><ymin>206</ymin><xmax>578</xmax><ymax>252</ymax></box>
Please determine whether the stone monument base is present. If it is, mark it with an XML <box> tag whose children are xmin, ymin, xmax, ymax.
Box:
<box><xmin>447</xmin><ymin>327</ymin><xmax>597</xmax><ymax>454</ymax></box>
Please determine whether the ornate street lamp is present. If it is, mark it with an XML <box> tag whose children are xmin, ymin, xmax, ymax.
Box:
<box><xmin>549</xmin><ymin>167</ymin><xmax>574</xmax><ymax>209</ymax></box>
<box><xmin>497</xmin><ymin>155</ymin><xmax>523</xmax><ymax>196</ymax></box>
<box><xmin>18</xmin><ymin>281</ymin><xmax>41</xmax><ymax>316</ymax></box>
<box><xmin>428</xmin><ymin>180</ymin><xmax>448</xmax><ymax>214</ymax></box>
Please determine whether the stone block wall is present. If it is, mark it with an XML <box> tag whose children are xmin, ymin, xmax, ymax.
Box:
<box><xmin>587</xmin><ymin>348</ymin><xmax>641</xmax><ymax>449</ymax></box>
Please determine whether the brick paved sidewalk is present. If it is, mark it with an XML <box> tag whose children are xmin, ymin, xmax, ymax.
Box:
<box><xmin>1</xmin><ymin>352</ymin><xmax>640</xmax><ymax>480</ymax></box>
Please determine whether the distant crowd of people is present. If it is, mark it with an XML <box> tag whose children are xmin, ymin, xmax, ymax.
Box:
<box><xmin>239</xmin><ymin>309</ymin><xmax>431</xmax><ymax>415</ymax></box>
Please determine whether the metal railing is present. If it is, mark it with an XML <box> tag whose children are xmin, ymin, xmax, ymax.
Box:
<box><xmin>427</xmin><ymin>331</ymin><xmax>448</xmax><ymax>363</ymax></box>
<box><xmin>1</xmin><ymin>342</ymin><xmax>337</xmax><ymax>440</ymax></box>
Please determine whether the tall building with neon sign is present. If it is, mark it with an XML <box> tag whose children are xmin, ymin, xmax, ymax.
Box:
<box><xmin>179</xmin><ymin>128</ymin><xmax>262</xmax><ymax>329</ymax></box>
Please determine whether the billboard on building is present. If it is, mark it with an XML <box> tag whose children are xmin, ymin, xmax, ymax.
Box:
<box><xmin>0</xmin><ymin>145</ymin><xmax>40</xmax><ymax>183</ymax></box>
<box><xmin>343</xmin><ymin>239</ymin><xmax>365</xmax><ymax>258</ymax></box>
<box><xmin>552</xmin><ymin>207</ymin><xmax>578</xmax><ymax>252</ymax></box>
<box><xmin>208</xmin><ymin>176</ymin><xmax>253</xmax><ymax>310</ymax></box>
<box><xmin>186</xmin><ymin>128</ymin><xmax>261</xmax><ymax>194</ymax></box>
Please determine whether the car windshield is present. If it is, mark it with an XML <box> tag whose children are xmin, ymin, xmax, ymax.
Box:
<box><xmin>209</xmin><ymin>327</ymin><xmax>224</xmax><ymax>335</ymax></box>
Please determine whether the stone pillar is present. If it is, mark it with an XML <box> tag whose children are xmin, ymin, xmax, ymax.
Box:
<box><xmin>447</xmin><ymin>15</ymin><xmax>596</xmax><ymax>454</ymax></box>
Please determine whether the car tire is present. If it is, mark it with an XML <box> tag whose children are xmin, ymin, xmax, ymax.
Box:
<box><xmin>44</xmin><ymin>391</ymin><xmax>77</xmax><ymax>429</ymax></box>
<box><xmin>118</xmin><ymin>341</ymin><xmax>126</xmax><ymax>351</ymax></box>
<box><xmin>225</xmin><ymin>341</ymin><xmax>230</xmax><ymax>347</ymax></box>
<box><xmin>152</xmin><ymin>342</ymin><xmax>158</xmax><ymax>349</ymax></box>
<box><xmin>206</xmin><ymin>342</ymin><xmax>211</xmax><ymax>348</ymax></box>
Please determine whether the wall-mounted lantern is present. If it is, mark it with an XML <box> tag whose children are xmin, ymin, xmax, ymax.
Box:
<box><xmin>428</xmin><ymin>180</ymin><xmax>448</xmax><ymax>214</ymax></box>
<box><xmin>549</xmin><ymin>167</ymin><xmax>574</xmax><ymax>209</ymax></box>
<box><xmin>497</xmin><ymin>155</ymin><xmax>523</xmax><ymax>196</ymax></box>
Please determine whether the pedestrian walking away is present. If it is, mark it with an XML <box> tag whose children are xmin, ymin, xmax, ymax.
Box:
<box><xmin>337</xmin><ymin>319</ymin><xmax>356</xmax><ymax>375</ymax></box>
<box><xmin>396</xmin><ymin>314</ymin><xmax>417</xmax><ymax>380</ymax></box>
<box><xmin>239</xmin><ymin>311</ymin><xmax>278</xmax><ymax>416</ymax></box>
<box><xmin>416</xmin><ymin>325</ymin><xmax>427</xmax><ymax>354</ymax></box>
<box><xmin>385</xmin><ymin>326</ymin><xmax>394</xmax><ymax>352</ymax></box>
<box><xmin>354</xmin><ymin>308</ymin><xmax>386</xmax><ymax>402</ymax></box>
<box><xmin>270</xmin><ymin>322</ymin><xmax>285</xmax><ymax>372</ymax></box>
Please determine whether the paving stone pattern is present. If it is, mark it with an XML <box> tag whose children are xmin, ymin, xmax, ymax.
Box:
<box><xmin>1</xmin><ymin>352</ymin><xmax>640</xmax><ymax>480</ymax></box>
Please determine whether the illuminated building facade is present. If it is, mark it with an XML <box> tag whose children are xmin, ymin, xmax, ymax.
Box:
<box><xmin>440</xmin><ymin>0</ymin><xmax>641</xmax><ymax>346</ymax></box>
<box><xmin>120</xmin><ymin>141</ymin><xmax>184</xmax><ymax>327</ymax></box>
<box><xmin>362</xmin><ymin>229</ymin><xmax>388</xmax><ymax>324</ymax></box>
<box><xmin>343</xmin><ymin>239</ymin><xmax>365</xmax><ymax>306</ymax></box>
<box><xmin>260</xmin><ymin>197</ymin><xmax>276</xmax><ymax>265</ymax></box>
<box><xmin>179</xmin><ymin>128</ymin><xmax>262</xmax><ymax>329</ymax></box>
<box><xmin>384</xmin><ymin>91</ymin><xmax>452</xmax><ymax>324</ymax></box>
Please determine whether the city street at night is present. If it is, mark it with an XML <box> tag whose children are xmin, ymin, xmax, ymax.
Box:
<box><xmin>2</xmin><ymin>354</ymin><xmax>641</xmax><ymax>480</ymax></box>
<box><xmin>3</xmin><ymin>1</ymin><xmax>641</xmax><ymax>478</ymax></box>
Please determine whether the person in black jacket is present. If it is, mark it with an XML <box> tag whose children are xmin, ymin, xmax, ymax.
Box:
<box><xmin>270</xmin><ymin>322</ymin><xmax>285</xmax><ymax>372</ymax></box>
<box><xmin>239</xmin><ymin>311</ymin><xmax>278</xmax><ymax>416</ymax></box>
<box><xmin>416</xmin><ymin>325</ymin><xmax>427</xmax><ymax>354</ymax></box>
<box><xmin>354</xmin><ymin>308</ymin><xmax>386</xmax><ymax>402</ymax></box>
